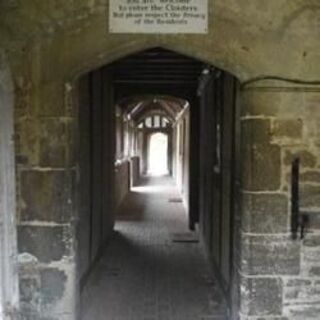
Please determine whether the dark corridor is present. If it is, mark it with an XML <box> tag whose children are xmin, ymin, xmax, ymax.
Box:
<box><xmin>77</xmin><ymin>48</ymin><xmax>240</xmax><ymax>319</ymax></box>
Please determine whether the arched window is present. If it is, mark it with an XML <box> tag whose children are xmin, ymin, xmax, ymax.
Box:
<box><xmin>137</xmin><ymin>116</ymin><xmax>171</xmax><ymax>129</ymax></box>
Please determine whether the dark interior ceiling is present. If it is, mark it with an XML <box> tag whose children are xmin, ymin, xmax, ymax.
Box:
<box><xmin>111</xmin><ymin>47</ymin><xmax>205</xmax><ymax>101</ymax></box>
<box><xmin>112</xmin><ymin>47</ymin><xmax>204</xmax><ymax>84</ymax></box>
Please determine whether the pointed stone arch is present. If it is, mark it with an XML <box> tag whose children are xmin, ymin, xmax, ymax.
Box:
<box><xmin>67</xmin><ymin>40</ymin><xmax>242</xmax><ymax>86</ymax></box>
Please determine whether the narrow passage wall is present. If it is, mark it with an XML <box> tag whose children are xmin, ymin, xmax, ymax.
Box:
<box><xmin>173</xmin><ymin>108</ymin><xmax>190</xmax><ymax>214</ymax></box>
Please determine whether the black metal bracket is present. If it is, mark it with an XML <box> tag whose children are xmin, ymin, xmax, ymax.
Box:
<box><xmin>291</xmin><ymin>157</ymin><xmax>309</xmax><ymax>240</ymax></box>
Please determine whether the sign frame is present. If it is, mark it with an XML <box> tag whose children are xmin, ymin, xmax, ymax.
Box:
<box><xmin>109</xmin><ymin>0</ymin><xmax>208</xmax><ymax>34</ymax></box>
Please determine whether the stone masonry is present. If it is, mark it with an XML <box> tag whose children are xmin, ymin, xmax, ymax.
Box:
<box><xmin>0</xmin><ymin>1</ymin><xmax>320</xmax><ymax>319</ymax></box>
<box><xmin>240</xmin><ymin>80</ymin><xmax>320</xmax><ymax>320</ymax></box>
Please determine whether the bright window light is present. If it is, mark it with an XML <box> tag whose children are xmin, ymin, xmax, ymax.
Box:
<box><xmin>148</xmin><ymin>132</ymin><xmax>168</xmax><ymax>176</ymax></box>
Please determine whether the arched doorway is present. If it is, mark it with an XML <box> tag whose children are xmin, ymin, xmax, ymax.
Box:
<box><xmin>75</xmin><ymin>47</ymin><xmax>240</xmax><ymax>319</ymax></box>
<box><xmin>1</xmin><ymin>2</ymin><xmax>318</xmax><ymax>319</ymax></box>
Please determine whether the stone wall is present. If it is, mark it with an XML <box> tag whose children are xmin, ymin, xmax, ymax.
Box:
<box><xmin>12</xmin><ymin>58</ymin><xmax>78</xmax><ymax>320</ymax></box>
<box><xmin>0</xmin><ymin>51</ymin><xmax>19</xmax><ymax>320</ymax></box>
<box><xmin>0</xmin><ymin>1</ymin><xmax>320</xmax><ymax>319</ymax></box>
<box><xmin>15</xmin><ymin>64</ymin><xmax>118</xmax><ymax>319</ymax></box>
<box><xmin>15</xmin><ymin>72</ymin><xmax>78</xmax><ymax>319</ymax></box>
<box><xmin>1</xmin><ymin>1</ymin><xmax>320</xmax><ymax>82</ymax></box>
<box><xmin>240</xmin><ymin>80</ymin><xmax>320</xmax><ymax>319</ymax></box>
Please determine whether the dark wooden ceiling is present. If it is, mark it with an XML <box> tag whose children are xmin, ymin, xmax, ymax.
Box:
<box><xmin>112</xmin><ymin>48</ymin><xmax>204</xmax><ymax>88</ymax></box>
<box><xmin>109</xmin><ymin>47</ymin><xmax>206</xmax><ymax>121</ymax></box>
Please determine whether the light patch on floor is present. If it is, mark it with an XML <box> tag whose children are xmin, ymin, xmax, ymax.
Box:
<box><xmin>132</xmin><ymin>184</ymin><xmax>169</xmax><ymax>194</ymax></box>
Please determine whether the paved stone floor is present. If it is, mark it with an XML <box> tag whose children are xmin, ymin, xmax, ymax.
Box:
<box><xmin>81</xmin><ymin>176</ymin><xmax>227</xmax><ymax>320</ymax></box>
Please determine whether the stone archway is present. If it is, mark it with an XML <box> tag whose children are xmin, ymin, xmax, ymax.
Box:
<box><xmin>72</xmin><ymin>47</ymin><xmax>241</xmax><ymax>319</ymax></box>
<box><xmin>18</xmin><ymin>38</ymin><xmax>319</xmax><ymax>320</ymax></box>
<box><xmin>0</xmin><ymin>51</ymin><xmax>19</xmax><ymax>319</ymax></box>
<box><xmin>1</xmin><ymin>2</ymin><xmax>318</xmax><ymax>319</ymax></box>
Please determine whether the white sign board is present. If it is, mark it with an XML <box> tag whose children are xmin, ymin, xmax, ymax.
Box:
<box><xmin>109</xmin><ymin>0</ymin><xmax>208</xmax><ymax>34</ymax></box>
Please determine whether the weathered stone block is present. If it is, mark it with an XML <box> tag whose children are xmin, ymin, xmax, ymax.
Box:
<box><xmin>284</xmin><ymin>150</ymin><xmax>317</xmax><ymax>168</ymax></box>
<box><xmin>241</xmin><ymin>119</ymin><xmax>282</xmax><ymax>191</ymax></box>
<box><xmin>241</xmin><ymin>235</ymin><xmax>300</xmax><ymax>275</ymax></box>
<box><xmin>19</xmin><ymin>276</ymin><xmax>41</xmax><ymax>319</ymax></box>
<box><xmin>14</xmin><ymin>77</ymin><xmax>33</xmax><ymax>118</ymax></box>
<box><xmin>304</xmin><ymin>94</ymin><xmax>320</xmax><ymax>121</ymax></box>
<box><xmin>20</xmin><ymin>277</ymin><xmax>40</xmax><ymax>305</ymax></box>
<box><xmin>15</xmin><ymin>118</ymin><xmax>39</xmax><ymax>166</ymax></box>
<box><xmin>306</xmin><ymin>234</ymin><xmax>319</xmax><ymax>248</ymax></box>
<box><xmin>37</xmin><ymin>83</ymin><xmax>65</xmax><ymax>117</ymax></box>
<box><xmin>284</xmin><ymin>278</ymin><xmax>320</xmax><ymax>303</ymax></box>
<box><xmin>301</xmin><ymin>171</ymin><xmax>320</xmax><ymax>184</ymax></box>
<box><xmin>301</xmin><ymin>237</ymin><xmax>320</xmax><ymax>277</ymax></box>
<box><xmin>40</xmin><ymin>268</ymin><xmax>67</xmax><ymax>307</ymax></box>
<box><xmin>313</xmin><ymin>120</ymin><xmax>320</xmax><ymax>148</ymax></box>
<box><xmin>241</xmin><ymin>277</ymin><xmax>283</xmax><ymax>316</ymax></box>
<box><xmin>241</xmin><ymin>91</ymin><xmax>304</xmax><ymax>117</ymax></box>
<box><xmin>65</xmin><ymin>119</ymin><xmax>77</xmax><ymax>167</ymax></box>
<box><xmin>242</xmin><ymin>193</ymin><xmax>288</xmax><ymax>233</ymax></box>
<box><xmin>242</xmin><ymin>119</ymin><xmax>271</xmax><ymax>144</ymax></box>
<box><xmin>242</xmin><ymin>143</ymin><xmax>281</xmax><ymax>191</ymax></box>
<box><xmin>302</xmin><ymin>237</ymin><xmax>320</xmax><ymax>261</ymax></box>
<box><xmin>39</xmin><ymin>119</ymin><xmax>68</xmax><ymax>167</ymax></box>
<box><xmin>302</xmin><ymin>212</ymin><xmax>320</xmax><ymax>231</ymax></box>
<box><xmin>20</xmin><ymin>170</ymin><xmax>74</xmax><ymax>223</ymax></box>
<box><xmin>284</xmin><ymin>304</ymin><xmax>320</xmax><ymax>320</ymax></box>
<box><xmin>18</xmin><ymin>226</ymin><xmax>71</xmax><ymax>263</ymax></box>
<box><xmin>19</xmin><ymin>310</ymin><xmax>40</xmax><ymax>320</ymax></box>
<box><xmin>300</xmin><ymin>185</ymin><xmax>320</xmax><ymax>209</ymax></box>
<box><xmin>18</xmin><ymin>253</ymin><xmax>41</xmax><ymax>319</ymax></box>
<box><xmin>272</xmin><ymin>119</ymin><xmax>303</xmax><ymax>142</ymax></box>
<box><xmin>308</xmin><ymin>266</ymin><xmax>320</xmax><ymax>276</ymax></box>
<box><xmin>0</xmin><ymin>0</ymin><xmax>19</xmax><ymax>9</ymax></box>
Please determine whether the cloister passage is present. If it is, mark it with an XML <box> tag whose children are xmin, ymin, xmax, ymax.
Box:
<box><xmin>76</xmin><ymin>48</ymin><xmax>240</xmax><ymax>319</ymax></box>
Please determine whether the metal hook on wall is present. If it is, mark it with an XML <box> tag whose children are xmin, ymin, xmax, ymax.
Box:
<box><xmin>291</xmin><ymin>157</ymin><xmax>309</xmax><ymax>240</ymax></box>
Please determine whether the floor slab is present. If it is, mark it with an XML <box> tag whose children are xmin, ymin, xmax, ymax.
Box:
<box><xmin>81</xmin><ymin>176</ymin><xmax>227</xmax><ymax>320</ymax></box>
